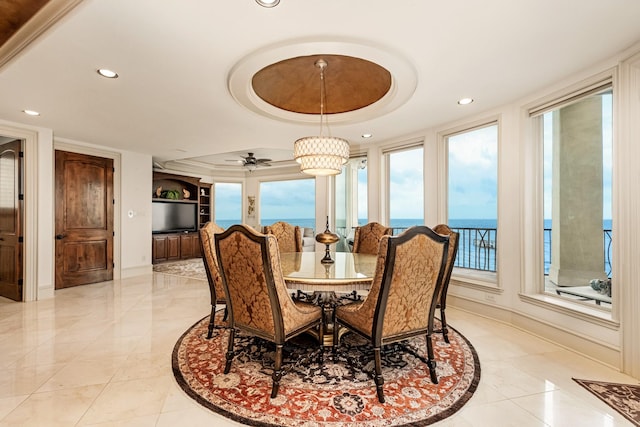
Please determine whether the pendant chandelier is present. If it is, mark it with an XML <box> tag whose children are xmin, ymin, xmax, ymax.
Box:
<box><xmin>293</xmin><ymin>59</ymin><xmax>350</xmax><ymax>176</ymax></box>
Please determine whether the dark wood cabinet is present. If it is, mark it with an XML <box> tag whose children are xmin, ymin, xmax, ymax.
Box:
<box><xmin>151</xmin><ymin>172</ymin><xmax>208</xmax><ymax>264</ymax></box>
<box><xmin>152</xmin><ymin>232</ymin><xmax>200</xmax><ymax>264</ymax></box>
<box><xmin>179</xmin><ymin>233</ymin><xmax>201</xmax><ymax>259</ymax></box>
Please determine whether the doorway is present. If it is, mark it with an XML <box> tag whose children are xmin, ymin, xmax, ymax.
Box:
<box><xmin>0</xmin><ymin>138</ymin><xmax>24</xmax><ymax>301</ymax></box>
<box><xmin>54</xmin><ymin>150</ymin><xmax>114</xmax><ymax>289</ymax></box>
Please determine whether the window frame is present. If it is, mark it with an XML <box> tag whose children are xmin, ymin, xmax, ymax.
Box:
<box><xmin>382</xmin><ymin>142</ymin><xmax>425</xmax><ymax>233</ymax></box>
<box><xmin>520</xmin><ymin>69</ymin><xmax>618</xmax><ymax>323</ymax></box>
<box><xmin>438</xmin><ymin>119</ymin><xmax>500</xmax><ymax>288</ymax></box>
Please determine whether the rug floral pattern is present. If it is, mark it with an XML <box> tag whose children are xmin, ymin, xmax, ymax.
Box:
<box><xmin>574</xmin><ymin>378</ymin><xmax>640</xmax><ymax>426</ymax></box>
<box><xmin>172</xmin><ymin>312</ymin><xmax>480</xmax><ymax>426</ymax></box>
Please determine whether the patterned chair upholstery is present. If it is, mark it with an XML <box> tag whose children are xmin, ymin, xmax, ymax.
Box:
<box><xmin>332</xmin><ymin>226</ymin><xmax>449</xmax><ymax>403</ymax></box>
<box><xmin>264</xmin><ymin>221</ymin><xmax>303</xmax><ymax>252</ymax></box>
<box><xmin>199</xmin><ymin>221</ymin><xmax>227</xmax><ymax>339</ymax></box>
<box><xmin>433</xmin><ymin>224</ymin><xmax>460</xmax><ymax>344</ymax></box>
<box><xmin>352</xmin><ymin>222</ymin><xmax>392</xmax><ymax>255</ymax></box>
<box><xmin>215</xmin><ymin>224</ymin><xmax>323</xmax><ymax>398</ymax></box>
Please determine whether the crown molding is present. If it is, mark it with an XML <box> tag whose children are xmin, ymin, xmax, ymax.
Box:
<box><xmin>0</xmin><ymin>0</ymin><xmax>83</xmax><ymax>70</ymax></box>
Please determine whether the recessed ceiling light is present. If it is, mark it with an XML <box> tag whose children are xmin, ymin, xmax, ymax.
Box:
<box><xmin>97</xmin><ymin>68</ymin><xmax>119</xmax><ymax>78</ymax></box>
<box><xmin>361</xmin><ymin>133</ymin><xmax>373</xmax><ymax>139</ymax></box>
<box><xmin>256</xmin><ymin>0</ymin><xmax>280</xmax><ymax>7</ymax></box>
<box><xmin>458</xmin><ymin>98</ymin><xmax>474</xmax><ymax>105</ymax></box>
<box><xmin>23</xmin><ymin>109</ymin><xmax>40</xmax><ymax>116</ymax></box>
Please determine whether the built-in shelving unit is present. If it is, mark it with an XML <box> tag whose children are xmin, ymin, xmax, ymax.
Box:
<box><xmin>151</xmin><ymin>172</ymin><xmax>209</xmax><ymax>264</ymax></box>
<box><xmin>198</xmin><ymin>185</ymin><xmax>211</xmax><ymax>229</ymax></box>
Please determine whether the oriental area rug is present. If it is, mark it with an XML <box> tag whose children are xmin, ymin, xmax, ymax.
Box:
<box><xmin>153</xmin><ymin>259</ymin><xmax>206</xmax><ymax>280</ymax></box>
<box><xmin>573</xmin><ymin>378</ymin><xmax>640</xmax><ymax>426</ymax></box>
<box><xmin>172</xmin><ymin>311</ymin><xmax>480</xmax><ymax>426</ymax></box>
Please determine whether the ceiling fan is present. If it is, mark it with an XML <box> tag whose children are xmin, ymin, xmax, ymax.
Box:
<box><xmin>226</xmin><ymin>152</ymin><xmax>272</xmax><ymax>171</ymax></box>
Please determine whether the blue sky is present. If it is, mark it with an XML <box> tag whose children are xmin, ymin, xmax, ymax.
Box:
<box><xmin>214</xmin><ymin>182</ymin><xmax>242</xmax><ymax>220</ymax></box>
<box><xmin>388</xmin><ymin>148</ymin><xmax>424</xmax><ymax>220</ymax></box>
<box><xmin>259</xmin><ymin>179</ymin><xmax>315</xmax><ymax>219</ymax></box>
<box><xmin>447</xmin><ymin>125</ymin><xmax>498</xmax><ymax>220</ymax></box>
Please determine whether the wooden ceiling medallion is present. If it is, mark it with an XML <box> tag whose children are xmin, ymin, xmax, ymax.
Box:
<box><xmin>0</xmin><ymin>0</ymin><xmax>51</xmax><ymax>47</ymax></box>
<box><xmin>252</xmin><ymin>54</ymin><xmax>392</xmax><ymax>115</ymax></box>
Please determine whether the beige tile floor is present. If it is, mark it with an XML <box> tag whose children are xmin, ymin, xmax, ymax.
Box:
<box><xmin>0</xmin><ymin>273</ymin><xmax>637</xmax><ymax>426</ymax></box>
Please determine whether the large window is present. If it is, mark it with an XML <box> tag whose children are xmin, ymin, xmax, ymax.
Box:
<box><xmin>534</xmin><ymin>85</ymin><xmax>613</xmax><ymax>309</ymax></box>
<box><xmin>335</xmin><ymin>156</ymin><xmax>367</xmax><ymax>251</ymax></box>
<box><xmin>386</xmin><ymin>146</ymin><xmax>424</xmax><ymax>233</ymax></box>
<box><xmin>214</xmin><ymin>182</ymin><xmax>242</xmax><ymax>228</ymax></box>
<box><xmin>446</xmin><ymin>124</ymin><xmax>498</xmax><ymax>273</ymax></box>
<box><xmin>260</xmin><ymin>179</ymin><xmax>315</xmax><ymax>230</ymax></box>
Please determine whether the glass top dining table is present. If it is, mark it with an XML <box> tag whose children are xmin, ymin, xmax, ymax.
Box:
<box><xmin>280</xmin><ymin>251</ymin><xmax>377</xmax><ymax>294</ymax></box>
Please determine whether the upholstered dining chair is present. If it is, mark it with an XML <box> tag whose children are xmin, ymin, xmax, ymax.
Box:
<box><xmin>352</xmin><ymin>222</ymin><xmax>392</xmax><ymax>255</ymax></box>
<box><xmin>214</xmin><ymin>224</ymin><xmax>324</xmax><ymax>399</ymax></box>
<box><xmin>264</xmin><ymin>221</ymin><xmax>303</xmax><ymax>252</ymax></box>
<box><xmin>332</xmin><ymin>226</ymin><xmax>449</xmax><ymax>403</ymax></box>
<box><xmin>433</xmin><ymin>224</ymin><xmax>460</xmax><ymax>344</ymax></box>
<box><xmin>199</xmin><ymin>221</ymin><xmax>227</xmax><ymax>339</ymax></box>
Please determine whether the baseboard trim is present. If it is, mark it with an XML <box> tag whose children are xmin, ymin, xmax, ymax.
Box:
<box><xmin>121</xmin><ymin>265</ymin><xmax>153</xmax><ymax>278</ymax></box>
<box><xmin>448</xmin><ymin>294</ymin><xmax>621</xmax><ymax>370</ymax></box>
<box><xmin>37</xmin><ymin>285</ymin><xmax>55</xmax><ymax>300</ymax></box>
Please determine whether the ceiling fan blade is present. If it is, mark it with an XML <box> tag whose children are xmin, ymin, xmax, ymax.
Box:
<box><xmin>256</xmin><ymin>158</ymin><xmax>272</xmax><ymax>164</ymax></box>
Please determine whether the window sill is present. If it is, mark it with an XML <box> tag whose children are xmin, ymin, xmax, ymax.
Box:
<box><xmin>519</xmin><ymin>292</ymin><xmax>619</xmax><ymax>330</ymax></box>
<box><xmin>451</xmin><ymin>268</ymin><xmax>499</xmax><ymax>292</ymax></box>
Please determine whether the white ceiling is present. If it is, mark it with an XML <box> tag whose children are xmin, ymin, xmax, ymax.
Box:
<box><xmin>1</xmin><ymin>0</ymin><xmax>640</xmax><ymax>173</ymax></box>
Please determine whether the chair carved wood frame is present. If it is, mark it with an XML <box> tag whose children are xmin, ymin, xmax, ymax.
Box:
<box><xmin>352</xmin><ymin>222</ymin><xmax>393</xmax><ymax>255</ymax></box>
<box><xmin>215</xmin><ymin>224</ymin><xmax>324</xmax><ymax>398</ymax></box>
<box><xmin>333</xmin><ymin>226</ymin><xmax>449</xmax><ymax>403</ymax></box>
<box><xmin>433</xmin><ymin>224</ymin><xmax>460</xmax><ymax>344</ymax></box>
<box><xmin>199</xmin><ymin>221</ymin><xmax>227</xmax><ymax>339</ymax></box>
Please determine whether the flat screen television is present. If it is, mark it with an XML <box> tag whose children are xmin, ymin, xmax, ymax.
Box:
<box><xmin>152</xmin><ymin>201</ymin><xmax>197</xmax><ymax>233</ymax></box>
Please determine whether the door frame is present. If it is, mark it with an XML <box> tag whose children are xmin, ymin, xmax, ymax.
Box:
<box><xmin>54</xmin><ymin>140</ymin><xmax>121</xmax><ymax>285</ymax></box>
<box><xmin>0</xmin><ymin>123</ymin><xmax>40</xmax><ymax>301</ymax></box>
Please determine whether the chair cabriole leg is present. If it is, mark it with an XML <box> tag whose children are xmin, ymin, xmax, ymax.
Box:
<box><xmin>224</xmin><ymin>328</ymin><xmax>236</xmax><ymax>374</ymax></box>
<box><xmin>206</xmin><ymin>305</ymin><xmax>216</xmax><ymax>339</ymax></box>
<box><xmin>425</xmin><ymin>332</ymin><xmax>438</xmax><ymax>384</ymax></box>
<box><xmin>271</xmin><ymin>344</ymin><xmax>283</xmax><ymax>398</ymax></box>
<box><xmin>440</xmin><ymin>306</ymin><xmax>450</xmax><ymax>344</ymax></box>
<box><xmin>373</xmin><ymin>346</ymin><xmax>385</xmax><ymax>403</ymax></box>
<box><xmin>318</xmin><ymin>319</ymin><xmax>324</xmax><ymax>363</ymax></box>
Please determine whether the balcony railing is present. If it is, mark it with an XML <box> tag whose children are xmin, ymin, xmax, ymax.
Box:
<box><xmin>390</xmin><ymin>226</ymin><xmax>497</xmax><ymax>271</ymax></box>
<box><xmin>389</xmin><ymin>226</ymin><xmax>612</xmax><ymax>275</ymax></box>
<box><xmin>544</xmin><ymin>228</ymin><xmax>612</xmax><ymax>277</ymax></box>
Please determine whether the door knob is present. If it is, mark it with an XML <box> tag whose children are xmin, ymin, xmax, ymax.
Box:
<box><xmin>55</xmin><ymin>234</ymin><xmax>66</xmax><ymax>240</ymax></box>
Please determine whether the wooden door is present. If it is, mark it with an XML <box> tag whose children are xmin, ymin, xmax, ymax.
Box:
<box><xmin>55</xmin><ymin>151</ymin><xmax>114</xmax><ymax>289</ymax></box>
<box><xmin>0</xmin><ymin>139</ymin><xmax>23</xmax><ymax>301</ymax></box>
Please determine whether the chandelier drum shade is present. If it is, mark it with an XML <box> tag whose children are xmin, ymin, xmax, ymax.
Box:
<box><xmin>294</xmin><ymin>136</ymin><xmax>349</xmax><ymax>176</ymax></box>
<box><xmin>293</xmin><ymin>59</ymin><xmax>349</xmax><ymax>176</ymax></box>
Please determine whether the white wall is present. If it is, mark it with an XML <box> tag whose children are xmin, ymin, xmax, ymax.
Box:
<box><xmin>121</xmin><ymin>151</ymin><xmax>153</xmax><ymax>277</ymax></box>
